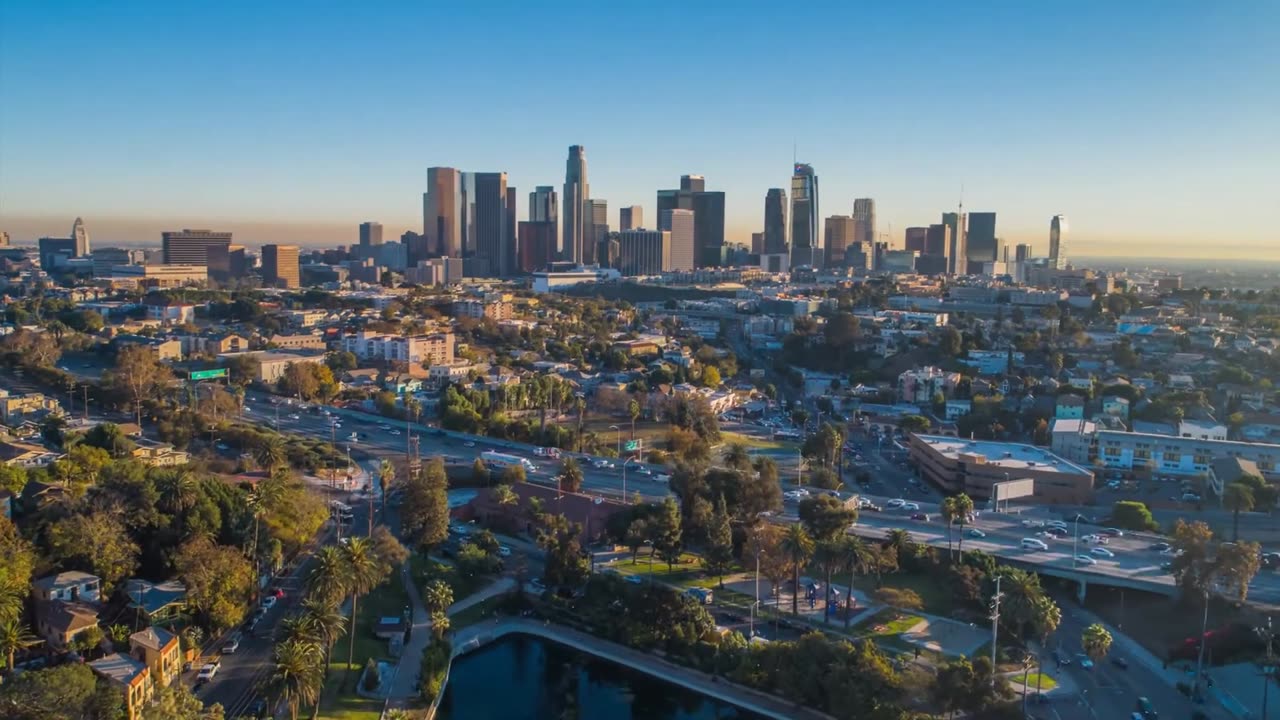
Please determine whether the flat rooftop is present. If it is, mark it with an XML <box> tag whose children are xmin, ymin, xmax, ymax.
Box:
<box><xmin>914</xmin><ymin>434</ymin><xmax>1092</xmax><ymax>476</ymax></box>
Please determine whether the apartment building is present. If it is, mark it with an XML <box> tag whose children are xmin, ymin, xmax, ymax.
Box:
<box><xmin>343</xmin><ymin>330</ymin><xmax>455</xmax><ymax>366</ymax></box>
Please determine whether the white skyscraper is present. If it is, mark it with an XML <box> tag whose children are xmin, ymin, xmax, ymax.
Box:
<box><xmin>72</xmin><ymin>217</ymin><xmax>90</xmax><ymax>256</ymax></box>
<box><xmin>562</xmin><ymin>146</ymin><xmax>589</xmax><ymax>264</ymax></box>
<box><xmin>1049</xmin><ymin>215</ymin><xmax>1069</xmax><ymax>269</ymax></box>
<box><xmin>660</xmin><ymin>208</ymin><xmax>695</xmax><ymax>271</ymax></box>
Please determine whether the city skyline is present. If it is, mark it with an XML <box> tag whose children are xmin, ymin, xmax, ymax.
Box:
<box><xmin>1</xmin><ymin>2</ymin><xmax>1277</xmax><ymax>260</ymax></box>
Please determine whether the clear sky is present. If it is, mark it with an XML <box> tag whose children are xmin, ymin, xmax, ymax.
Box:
<box><xmin>2</xmin><ymin>1</ymin><xmax>1277</xmax><ymax>259</ymax></box>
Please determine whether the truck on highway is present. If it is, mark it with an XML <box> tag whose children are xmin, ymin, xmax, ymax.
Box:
<box><xmin>481</xmin><ymin>450</ymin><xmax>537</xmax><ymax>473</ymax></box>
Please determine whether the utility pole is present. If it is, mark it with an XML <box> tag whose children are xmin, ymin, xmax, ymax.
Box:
<box><xmin>1258</xmin><ymin>616</ymin><xmax>1275</xmax><ymax>720</ymax></box>
<box><xmin>990</xmin><ymin>575</ymin><xmax>1003</xmax><ymax>685</ymax></box>
<box><xmin>82</xmin><ymin>385</ymin><xmax>88</xmax><ymax>421</ymax></box>
<box><xmin>1195</xmin><ymin>589</ymin><xmax>1210</xmax><ymax>701</ymax></box>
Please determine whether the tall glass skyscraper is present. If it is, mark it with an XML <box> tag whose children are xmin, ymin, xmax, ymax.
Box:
<box><xmin>562</xmin><ymin>146</ymin><xmax>589</xmax><ymax>264</ymax></box>
<box><xmin>423</xmin><ymin>166</ymin><xmax>461</xmax><ymax>262</ymax></box>
<box><xmin>852</xmin><ymin>198</ymin><xmax>875</xmax><ymax>247</ymax></box>
<box><xmin>1049</xmin><ymin>215</ymin><xmax>1068</xmax><ymax>269</ymax></box>
<box><xmin>789</xmin><ymin>164</ymin><xmax>820</xmax><ymax>268</ymax></box>
<box><xmin>966</xmin><ymin>212</ymin><xmax>998</xmax><ymax>272</ymax></box>
<box><xmin>763</xmin><ymin>188</ymin><xmax>787</xmax><ymax>254</ymax></box>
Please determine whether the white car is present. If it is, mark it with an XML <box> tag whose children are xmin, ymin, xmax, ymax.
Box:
<box><xmin>1021</xmin><ymin>519</ymin><xmax>1045</xmax><ymax>528</ymax></box>
<box><xmin>654</xmin><ymin>474</ymin><xmax>670</xmax><ymax>483</ymax></box>
<box><xmin>498</xmin><ymin>545</ymin><xmax>512</xmax><ymax>557</ymax></box>
<box><xmin>901</xmin><ymin>502</ymin><xmax>920</xmax><ymax>511</ymax></box>
<box><xmin>1090</xmin><ymin>547</ymin><xmax>1115</xmax><ymax>558</ymax></box>
<box><xmin>887</xmin><ymin>499</ymin><xmax>906</xmax><ymax>508</ymax></box>
<box><xmin>1075</xmin><ymin>554</ymin><xmax>1098</xmax><ymax>566</ymax></box>
<box><xmin>967</xmin><ymin>528</ymin><xmax>986</xmax><ymax>539</ymax></box>
<box><xmin>390</xmin><ymin>429</ymin><xmax>402</xmax><ymax>435</ymax></box>
<box><xmin>288</xmin><ymin>414</ymin><xmax>301</xmax><ymax>420</ymax></box>
<box><xmin>637</xmin><ymin>467</ymin><xmax>652</xmax><ymax>475</ymax></box>
<box><xmin>197</xmin><ymin>661</ymin><xmax>220</xmax><ymax>681</ymax></box>
<box><xmin>1021</xmin><ymin>538</ymin><xmax>1049</xmax><ymax>551</ymax></box>
<box><xmin>1081</xmin><ymin>534</ymin><xmax>1105</xmax><ymax>544</ymax></box>
<box><xmin>261</xmin><ymin>596</ymin><xmax>277</xmax><ymax>610</ymax></box>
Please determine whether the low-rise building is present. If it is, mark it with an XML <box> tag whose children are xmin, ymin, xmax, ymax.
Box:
<box><xmin>897</xmin><ymin>367</ymin><xmax>959</xmax><ymax>404</ymax></box>
<box><xmin>89</xmin><ymin>653</ymin><xmax>153</xmax><ymax>720</ymax></box>
<box><xmin>33</xmin><ymin>571</ymin><xmax>102</xmax><ymax>604</ymax></box>
<box><xmin>0</xmin><ymin>439</ymin><xmax>62</xmax><ymax>467</ymax></box>
<box><xmin>269</xmin><ymin>333</ymin><xmax>328</xmax><ymax>351</ymax></box>
<box><xmin>179</xmin><ymin>332</ymin><xmax>247</xmax><ymax>357</ymax></box>
<box><xmin>1178</xmin><ymin>419</ymin><xmax>1227</xmax><ymax>441</ymax></box>
<box><xmin>0</xmin><ymin>390</ymin><xmax>62</xmax><ymax>425</ymax></box>
<box><xmin>114</xmin><ymin>335</ymin><xmax>183</xmax><ymax>361</ymax></box>
<box><xmin>128</xmin><ymin>626</ymin><xmax>181</xmax><ymax>688</ymax></box>
<box><xmin>908</xmin><ymin>433</ymin><xmax>1095</xmax><ymax>504</ymax></box>
<box><xmin>35</xmin><ymin>600</ymin><xmax>100</xmax><ymax>651</ymax></box>
<box><xmin>220</xmin><ymin>351</ymin><xmax>326</xmax><ymax>384</ymax></box>
<box><xmin>1055</xmin><ymin>394</ymin><xmax>1085</xmax><ymax>419</ymax></box>
<box><xmin>343</xmin><ymin>330</ymin><xmax>455</xmax><ymax>366</ymax></box>
<box><xmin>142</xmin><ymin>297</ymin><xmax>196</xmax><ymax>324</ymax></box>
<box><xmin>123</xmin><ymin>579</ymin><xmax>188</xmax><ymax>623</ymax></box>
<box><xmin>130</xmin><ymin>438</ymin><xmax>190</xmax><ymax>467</ymax></box>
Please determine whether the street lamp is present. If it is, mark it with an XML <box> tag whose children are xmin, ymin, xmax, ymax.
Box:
<box><xmin>1072</xmin><ymin>514</ymin><xmax>1081</xmax><ymax>566</ymax></box>
<box><xmin>609</xmin><ymin>425</ymin><xmax>621</xmax><ymax>457</ymax></box>
<box><xmin>622</xmin><ymin>457</ymin><xmax>636</xmax><ymax>501</ymax></box>
<box><xmin>1257</xmin><ymin>616</ymin><xmax>1275</xmax><ymax>720</ymax></box>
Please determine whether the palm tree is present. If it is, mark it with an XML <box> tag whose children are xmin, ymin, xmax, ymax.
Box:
<box><xmin>940</xmin><ymin>496</ymin><xmax>960</xmax><ymax>559</ymax></box>
<box><xmin>306</xmin><ymin>546</ymin><xmax>350</xmax><ymax>607</ymax></box>
<box><xmin>884</xmin><ymin>528</ymin><xmax>914</xmax><ymax>562</ymax></box>
<box><xmin>268</xmin><ymin>638</ymin><xmax>323</xmax><ymax>720</ymax></box>
<box><xmin>157</xmin><ymin>470</ymin><xmax>199</xmax><ymax>539</ymax></box>
<box><xmin>779</xmin><ymin>523</ymin><xmax>815</xmax><ymax>616</ymax></box>
<box><xmin>378</xmin><ymin>459</ymin><xmax>396</xmax><ymax>518</ymax></box>
<box><xmin>1081</xmin><ymin>623</ymin><xmax>1113</xmax><ymax>663</ymax></box>
<box><xmin>1030</xmin><ymin>595</ymin><xmax>1061</xmax><ymax>697</ymax></box>
<box><xmin>628</xmin><ymin>399</ymin><xmax>641</xmax><ymax>439</ymax></box>
<box><xmin>341</xmin><ymin>537</ymin><xmax>384</xmax><ymax>670</ymax></box>
<box><xmin>490</xmin><ymin>484</ymin><xmax>518</xmax><ymax>507</ymax></box>
<box><xmin>1223</xmin><ymin>482</ymin><xmax>1255</xmax><ymax>541</ymax></box>
<box><xmin>998</xmin><ymin>568</ymin><xmax>1043</xmax><ymax>639</ymax></box>
<box><xmin>254</xmin><ymin>436</ymin><xmax>288</xmax><ymax>472</ymax></box>
<box><xmin>429</xmin><ymin>609</ymin><xmax>450</xmax><ymax>640</ymax></box>
<box><xmin>423</xmin><ymin>579</ymin><xmax>454</xmax><ymax>616</ymax></box>
<box><xmin>299</xmin><ymin>597</ymin><xmax>347</xmax><ymax>720</ymax></box>
<box><xmin>0</xmin><ymin>617</ymin><xmax>40</xmax><ymax>672</ymax></box>
<box><xmin>952</xmin><ymin>494</ymin><xmax>975</xmax><ymax>558</ymax></box>
<box><xmin>812</xmin><ymin>539</ymin><xmax>843</xmax><ymax>624</ymax></box>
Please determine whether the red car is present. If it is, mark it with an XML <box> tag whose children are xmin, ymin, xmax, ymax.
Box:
<box><xmin>268</xmin><ymin>588</ymin><xmax>285</xmax><ymax>599</ymax></box>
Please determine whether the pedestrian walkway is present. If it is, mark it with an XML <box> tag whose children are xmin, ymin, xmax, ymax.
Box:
<box><xmin>451</xmin><ymin>617</ymin><xmax>832</xmax><ymax>720</ymax></box>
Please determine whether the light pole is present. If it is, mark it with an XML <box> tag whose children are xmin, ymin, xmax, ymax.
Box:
<box><xmin>797</xmin><ymin>449</ymin><xmax>804</xmax><ymax>487</ymax></box>
<box><xmin>1194</xmin><ymin>588</ymin><xmax>1210</xmax><ymax>701</ymax></box>
<box><xmin>1258</xmin><ymin>616</ymin><xmax>1275</xmax><ymax>720</ymax></box>
<box><xmin>609</xmin><ymin>425</ymin><xmax>621</xmax><ymax>457</ymax></box>
<box><xmin>1072</xmin><ymin>514</ymin><xmax>1080</xmax><ymax>566</ymax></box>
<box><xmin>622</xmin><ymin>457</ymin><xmax>636</xmax><ymax>501</ymax></box>
<box><xmin>989</xmin><ymin>575</ymin><xmax>1003</xmax><ymax>687</ymax></box>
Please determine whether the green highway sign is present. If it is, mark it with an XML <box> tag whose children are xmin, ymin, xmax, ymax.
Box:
<box><xmin>189</xmin><ymin>368</ymin><xmax>229</xmax><ymax>381</ymax></box>
<box><xmin>623</xmin><ymin>440</ymin><xmax>641</xmax><ymax>452</ymax></box>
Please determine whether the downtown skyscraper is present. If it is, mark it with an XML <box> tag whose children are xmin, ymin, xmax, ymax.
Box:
<box><xmin>619</xmin><ymin>206</ymin><xmax>642</xmax><ymax>231</ymax></box>
<box><xmin>852</xmin><ymin>198</ymin><xmax>875</xmax><ymax>247</ymax></box>
<box><xmin>562</xmin><ymin>145</ymin><xmax>589</xmax><ymax>264</ymax></box>
<box><xmin>965</xmin><ymin>212</ymin><xmax>998</xmax><ymax>273</ymax></box>
<box><xmin>422</xmin><ymin>166</ymin><xmax>462</xmax><ymax>262</ymax></box>
<box><xmin>1049</xmin><ymin>215</ymin><xmax>1069</xmax><ymax>269</ymax></box>
<box><xmin>656</xmin><ymin>174</ymin><xmax>725</xmax><ymax>267</ymax></box>
<box><xmin>359</xmin><ymin>221</ymin><xmax>383</xmax><ymax>248</ymax></box>
<box><xmin>763</xmin><ymin>188</ymin><xmax>787</xmax><ymax>254</ymax></box>
<box><xmin>789</xmin><ymin>164</ymin><xmax>820</xmax><ymax>268</ymax></box>
<box><xmin>474</xmin><ymin>172</ymin><xmax>516</xmax><ymax>277</ymax></box>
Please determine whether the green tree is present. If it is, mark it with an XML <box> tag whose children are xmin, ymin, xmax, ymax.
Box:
<box><xmin>625</xmin><ymin>518</ymin><xmax>649</xmax><ymax>565</ymax></box>
<box><xmin>175</xmin><ymin>537</ymin><xmax>256</xmax><ymax>630</ymax></box>
<box><xmin>628</xmin><ymin>399</ymin><xmax>641</xmax><ymax>439</ymax></box>
<box><xmin>306</xmin><ymin>546</ymin><xmax>351</xmax><ymax>606</ymax></box>
<box><xmin>0</xmin><ymin>664</ymin><xmax>110</xmax><ymax>718</ymax></box>
<box><xmin>797</xmin><ymin>494</ymin><xmax>857</xmax><ymax>542</ymax></box>
<box><xmin>559</xmin><ymin>457</ymin><xmax>583</xmax><ymax>493</ymax></box>
<box><xmin>106</xmin><ymin>344</ymin><xmax>173</xmax><ymax>427</ymax></box>
<box><xmin>157</xmin><ymin>469</ymin><xmax>199</xmax><ymax>539</ymax></box>
<box><xmin>378</xmin><ymin>459</ymin><xmax>396</xmax><ymax>518</ymax></box>
<box><xmin>341</xmin><ymin>537</ymin><xmax>385</xmax><ymax>669</ymax></box>
<box><xmin>652</xmin><ymin>497</ymin><xmax>684</xmax><ymax>571</ymax></box>
<box><xmin>1217</xmin><ymin>540</ymin><xmax>1263</xmax><ymax>602</ymax></box>
<box><xmin>812</xmin><ymin>539</ymin><xmax>844</xmax><ymax>623</ymax></box>
<box><xmin>702</xmin><ymin>365</ymin><xmax>721</xmax><ymax>388</ymax></box>
<box><xmin>704</xmin><ymin>495</ymin><xmax>734</xmax><ymax>587</ymax></box>
<box><xmin>81</xmin><ymin>422</ymin><xmax>137</xmax><ymax>458</ymax></box>
<box><xmin>48</xmin><ymin>511</ymin><xmax>139</xmax><ymax>594</ymax></box>
<box><xmin>268</xmin><ymin>638</ymin><xmax>323</xmax><ymax>720</ymax></box>
<box><xmin>0</xmin><ymin>517</ymin><xmax>37</xmax><ymax>620</ymax></box>
<box><xmin>501</xmin><ymin>463</ymin><xmax>526</xmax><ymax>484</ymax></box>
<box><xmin>780</xmin><ymin>523</ymin><xmax>815</xmax><ymax>616</ymax></box>
<box><xmin>254</xmin><ymin>436</ymin><xmax>289</xmax><ymax>472</ymax></box>
<box><xmin>1223</xmin><ymin>482</ymin><xmax>1256</xmax><ymax>542</ymax></box>
<box><xmin>423</xmin><ymin>579</ymin><xmax>454</xmax><ymax>615</ymax></box>
<box><xmin>1111</xmin><ymin>500</ymin><xmax>1159</xmax><ymax>532</ymax></box>
<box><xmin>401</xmin><ymin>459</ymin><xmax>450</xmax><ymax>548</ymax></box>
<box><xmin>724</xmin><ymin>443</ymin><xmax>752</xmax><ymax>473</ymax></box>
<box><xmin>898</xmin><ymin>414</ymin><xmax>931</xmax><ymax>433</ymax></box>
<box><xmin>0</xmin><ymin>616</ymin><xmax>39</xmax><ymax>672</ymax></box>
<box><xmin>429</xmin><ymin>609</ymin><xmax>450</xmax><ymax>640</ymax></box>
<box><xmin>143</xmin><ymin>682</ymin><xmax>226</xmax><ymax>719</ymax></box>
<box><xmin>1081</xmin><ymin>623</ymin><xmax>1113</xmax><ymax>662</ymax></box>
<box><xmin>471</xmin><ymin>457</ymin><xmax>490</xmax><ymax>485</ymax></box>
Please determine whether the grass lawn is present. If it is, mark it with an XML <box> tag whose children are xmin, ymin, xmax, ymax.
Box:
<box><xmin>604</xmin><ymin>550</ymin><xmax>704</xmax><ymax>580</ymax></box>
<box><xmin>315</xmin><ymin>572</ymin><xmax>410</xmax><ymax>718</ymax></box>
<box><xmin>1013</xmin><ymin>673</ymin><xmax>1058</xmax><ymax>691</ymax></box>
<box><xmin>450</xmin><ymin>594</ymin><xmax>507</xmax><ymax>629</ymax></box>
<box><xmin>718</xmin><ymin>431</ymin><xmax>792</xmax><ymax>451</ymax></box>
<box><xmin>861</xmin><ymin>607</ymin><xmax>925</xmax><ymax>636</ymax></box>
<box><xmin>847</xmin><ymin>571</ymin><xmax>955</xmax><ymax>616</ymax></box>
<box><xmin>411</xmin><ymin>552</ymin><xmax>490</xmax><ymax>602</ymax></box>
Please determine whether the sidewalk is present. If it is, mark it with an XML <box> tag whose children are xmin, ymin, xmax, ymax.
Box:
<box><xmin>451</xmin><ymin>617</ymin><xmax>832</xmax><ymax>720</ymax></box>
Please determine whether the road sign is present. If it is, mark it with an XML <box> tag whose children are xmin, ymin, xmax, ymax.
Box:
<box><xmin>623</xmin><ymin>440</ymin><xmax>640</xmax><ymax>452</ymax></box>
<box><xmin>189</xmin><ymin>368</ymin><xmax>228</xmax><ymax>381</ymax></box>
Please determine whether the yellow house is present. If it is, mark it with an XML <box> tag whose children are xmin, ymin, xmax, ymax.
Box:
<box><xmin>130</xmin><ymin>438</ymin><xmax>190</xmax><ymax>467</ymax></box>
<box><xmin>0</xmin><ymin>391</ymin><xmax>62</xmax><ymax>425</ymax></box>
<box><xmin>89</xmin><ymin>653</ymin><xmax>153</xmax><ymax>720</ymax></box>
<box><xmin>129</xmin><ymin>626</ymin><xmax>181</xmax><ymax>688</ymax></box>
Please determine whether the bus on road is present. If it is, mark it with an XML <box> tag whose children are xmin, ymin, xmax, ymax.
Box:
<box><xmin>481</xmin><ymin>450</ymin><xmax>537</xmax><ymax>473</ymax></box>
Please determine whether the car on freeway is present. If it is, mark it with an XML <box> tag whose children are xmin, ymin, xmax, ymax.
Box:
<box><xmin>966</xmin><ymin>528</ymin><xmax>986</xmax><ymax>538</ymax></box>
<box><xmin>1081</xmin><ymin>534</ymin><xmax>1107</xmax><ymax>544</ymax></box>
<box><xmin>1046</xmin><ymin>520</ymin><xmax>1068</xmax><ymax>530</ymax></box>
<box><xmin>887</xmin><ymin>499</ymin><xmax>906</xmax><ymax>508</ymax></box>
<box><xmin>1021</xmin><ymin>519</ymin><xmax>1045</xmax><ymax>528</ymax></box>
<box><xmin>1074</xmin><ymin>554</ymin><xmax>1098</xmax><ymax>565</ymax></box>
<box><xmin>288</xmin><ymin>414</ymin><xmax>301</xmax><ymax>420</ymax></box>
<box><xmin>1150</xmin><ymin>542</ymin><xmax>1171</xmax><ymax>552</ymax></box>
<box><xmin>1043</xmin><ymin>526</ymin><xmax>1068</xmax><ymax>537</ymax></box>
<box><xmin>625</xmin><ymin>575</ymin><xmax>643</xmax><ymax>585</ymax></box>
<box><xmin>1021</xmin><ymin>538</ymin><xmax>1049</xmax><ymax>551</ymax></box>
<box><xmin>390</xmin><ymin>429</ymin><xmax>401</xmax><ymax>435</ymax></box>
<box><xmin>637</xmin><ymin>467</ymin><xmax>652</xmax><ymax>475</ymax></box>
<box><xmin>1102</xmin><ymin>528</ymin><xmax>1125</xmax><ymax>536</ymax></box>
<box><xmin>1052</xmin><ymin>649</ymin><xmax>1071</xmax><ymax>666</ymax></box>
<box><xmin>1135</xmin><ymin>696</ymin><xmax>1157</xmax><ymax>719</ymax></box>
<box><xmin>901</xmin><ymin>502</ymin><xmax>920</xmax><ymax>511</ymax></box>
<box><xmin>464</xmin><ymin>441</ymin><xmax>476</xmax><ymax>448</ymax></box>
<box><xmin>222</xmin><ymin>632</ymin><xmax>242</xmax><ymax>654</ymax></box>
<box><xmin>1090</xmin><ymin>547</ymin><xmax>1115</xmax><ymax>558</ymax></box>
<box><xmin>910</xmin><ymin>513</ymin><xmax>929</xmax><ymax>522</ymax></box>
<box><xmin>654</xmin><ymin>474</ymin><xmax>671</xmax><ymax>483</ymax></box>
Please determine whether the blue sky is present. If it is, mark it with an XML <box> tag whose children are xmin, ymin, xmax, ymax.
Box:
<box><xmin>2</xmin><ymin>1</ymin><xmax>1277</xmax><ymax>258</ymax></box>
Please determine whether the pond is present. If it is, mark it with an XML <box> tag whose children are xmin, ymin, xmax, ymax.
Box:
<box><xmin>439</xmin><ymin>633</ymin><xmax>767</xmax><ymax>720</ymax></box>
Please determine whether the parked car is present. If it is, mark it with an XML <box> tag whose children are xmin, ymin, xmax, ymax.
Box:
<box><xmin>261</xmin><ymin>596</ymin><xmax>277</xmax><ymax>610</ymax></box>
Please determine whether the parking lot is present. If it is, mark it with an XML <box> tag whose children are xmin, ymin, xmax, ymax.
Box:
<box><xmin>1089</xmin><ymin>469</ymin><xmax>1209</xmax><ymax>512</ymax></box>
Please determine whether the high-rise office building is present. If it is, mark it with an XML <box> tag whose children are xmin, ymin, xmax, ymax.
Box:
<box><xmin>656</xmin><ymin>189</ymin><xmax>686</xmax><ymax>220</ymax></box>
<box><xmin>1015</xmin><ymin>243</ymin><xmax>1032</xmax><ymax>263</ymax></box>
<box><xmin>692</xmin><ymin>191</ymin><xmax>725</xmax><ymax>266</ymax></box>
<box><xmin>359</xmin><ymin>221</ymin><xmax>384</xmax><ymax>247</ymax></box>
<box><xmin>530</xmin><ymin>186</ymin><xmax>558</xmax><ymax>224</ymax></box>
<box><xmin>423</xmin><ymin>167</ymin><xmax>462</xmax><ymax>261</ymax></box>
<box><xmin>612</xmin><ymin>229</ymin><xmax>670</xmax><ymax>276</ymax></box>
<box><xmin>585</xmin><ymin>199</ymin><xmax>608</xmax><ymax>265</ymax></box>
<box><xmin>904</xmin><ymin>227</ymin><xmax>928</xmax><ymax>254</ymax></box>
<box><xmin>789</xmin><ymin>164</ymin><xmax>820</xmax><ymax>267</ymax></box>
<box><xmin>1049</xmin><ymin>215</ymin><xmax>1068</xmax><ymax>269</ymax></box>
<box><xmin>473</xmin><ymin>172</ymin><xmax>513</xmax><ymax>277</ymax></box>
<box><xmin>852</xmin><ymin>199</ymin><xmax>875</xmax><ymax>247</ymax></box>
<box><xmin>71</xmin><ymin>217</ymin><xmax>90</xmax><ymax>256</ymax></box>
<box><xmin>517</xmin><ymin>221</ymin><xmax>557</xmax><ymax>273</ymax></box>
<box><xmin>764</xmin><ymin>188</ymin><xmax>788</xmax><ymax>254</ymax></box>
<box><xmin>681</xmin><ymin>175</ymin><xmax>705</xmax><ymax>193</ymax></box>
<box><xmin>924</xmin><ymin>224</ymin><xmax>951</xmax><ymax>257</ymax></box>
<box><xmin>619</xmin><ymin>206</ymin><xmax>642</xmax><ymax>231</ymax></box>
<box><xmin>824</xmin><ymin>216</ymin><xmax>856</xmax><ymax>265</ymax></box>
<box><xmin>965</xmin><ymin>212</ymin><xmax>998</xmax><ymax>272</ymax></box>
<box><xmin>941</xmin><ymin>212</ymin><xmax>967</xmax><ymax>275</ymax></box>
<box><xmin>660</xmin><ymin>209</ymin><xmax>696</xmax><ymax>270</ymax></box>
<box><xmin>162</xmin><ymin>229</ymin><xmax>232</xmax><ymax>266</ymax></box>
<box><xmin>262</xmin><ymin>245</ymin><xmax>301</xmax><ymax>288</ymax></box>
<box><xmin>0</xmin><ymin>231</ymin><xmax>9</xmax><ymax>247</ymax></box>
<box><xmin>207</xmin><ymin>243</ymin><xmax>248</xmax><ymax>283</ymax></box>
<box><xmin>562</xmin><ymin>145</ymin><xmax>589</xmax><ymax>263</ymax></box>
<box><xmin>751</xmin><ymin>232</ymin><xmax>765</xmax><ymax>255</ymax></box>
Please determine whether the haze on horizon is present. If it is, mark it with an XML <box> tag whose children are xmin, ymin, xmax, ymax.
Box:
<box><xmin>1</xmin><ymin>1</ymin><xmax>1276</xmax><ymax>261</ymax></box>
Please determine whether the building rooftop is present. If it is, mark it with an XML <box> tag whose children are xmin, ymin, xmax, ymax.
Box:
<box><xmin>89</xmin><ymin>652</ymin><xmax>148</xmax><ymax>686</ymax></box>
<box><xmin>33</xmin><ymin>571</ymin><xmax>99</xmax><ymax>592</ymax></box>
<box><xmin>129</xmin><ymin>626</ymin><xmax>177</xmax><ymax>652</ymax></box>
<box><xmin>914</xmin><ymin>434</ymin><xmax>1092</xmax><ymax>476</ymax></box>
